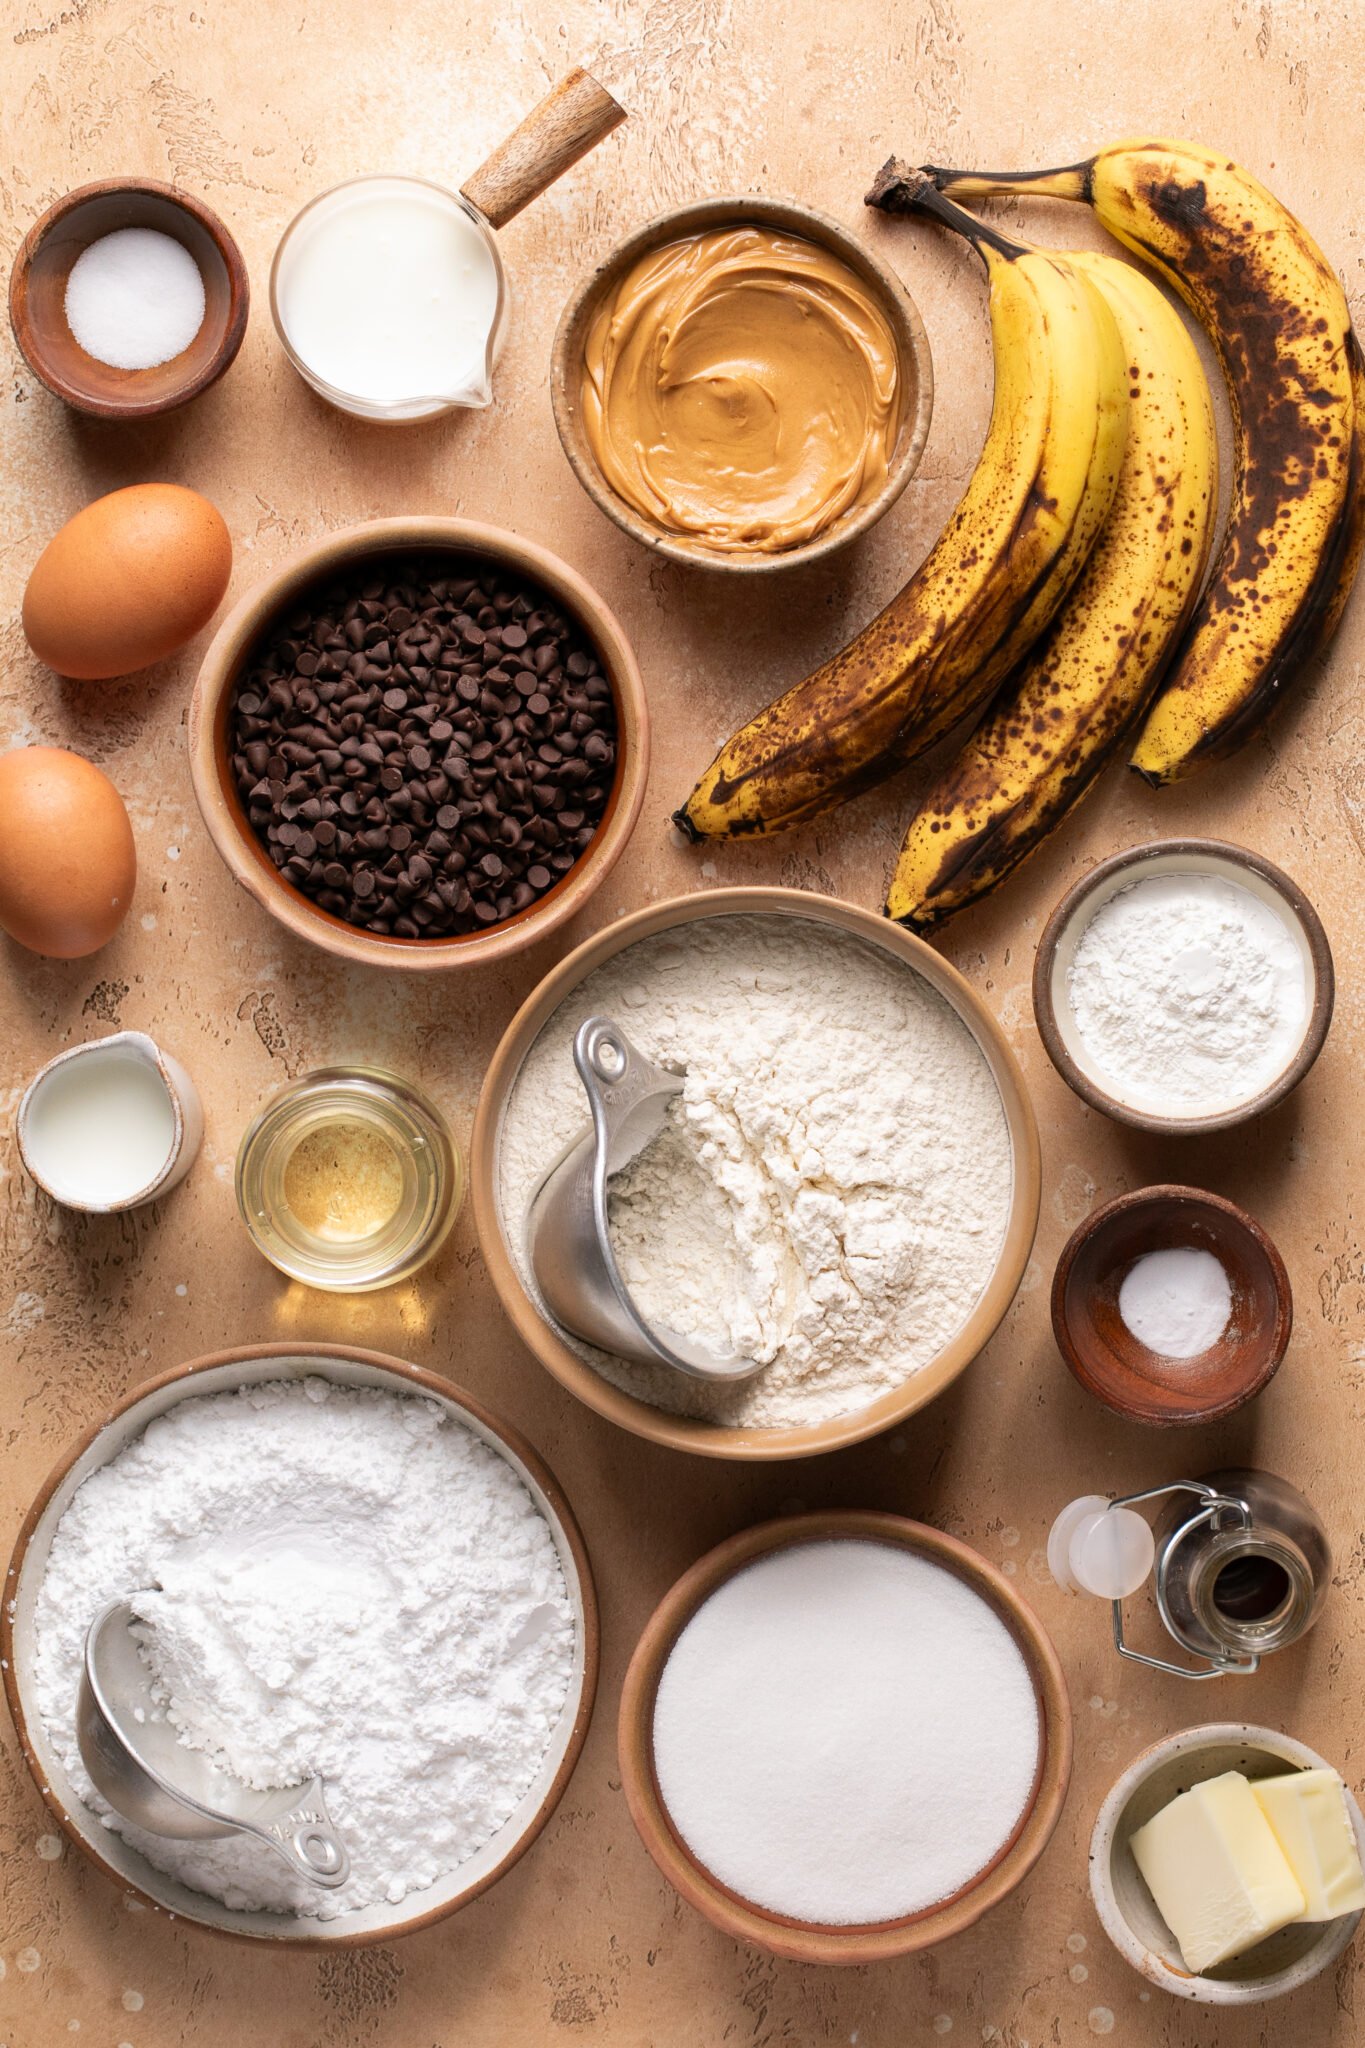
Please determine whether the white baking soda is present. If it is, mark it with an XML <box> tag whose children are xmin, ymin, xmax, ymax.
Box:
<box><xmin>25</xmin><ymin>1050</ymin><xmax>175</xmax><ymax>1204</ymax></box>
<box><xmin>32</xmin><ymin>1378</ymin><xmax>575</xmax><ymax>1919</ymax></box>
<box><xmin>277</xmin><ymin>181</ymin><xmax>499</xmax><ymax>406</ymax></box>
<box><xmin>1119</xmin><ymin>1246</ymin><xmax>1232</xmax><ymax>1358</ymax></box>
<box><xmin>651</xmin><ymin>1540</ymin><xmax>1041</xmax><ymax>1924</ymax></box>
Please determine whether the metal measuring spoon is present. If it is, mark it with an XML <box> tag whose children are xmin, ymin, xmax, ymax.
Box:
<box><xmin>78</xmin><ymin>1597</ymin><xmax>350</xmax><ymax>1889</ymax></box>
<box><xmin>527</xmin><ymin>1016</ymin><xmax>765</xmax><ymax>1384</ymax></box>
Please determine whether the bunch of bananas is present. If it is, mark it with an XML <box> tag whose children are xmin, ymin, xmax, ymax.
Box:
<box><xmin>674</xmin><ymin>138</ymin><xmax>1365</xmax><ymax>931</ymax></box>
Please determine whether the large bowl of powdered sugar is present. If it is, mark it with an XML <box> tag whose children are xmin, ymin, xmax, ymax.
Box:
<box><xmin>2</xmin><ymin>1343</ymin><xmax>597</xmax><ymax>1942</ymax></box>
<box><xmin>473</xmin><ymin>888</ymin><xmax>1040</xmax><ymax>1458</ymax></box>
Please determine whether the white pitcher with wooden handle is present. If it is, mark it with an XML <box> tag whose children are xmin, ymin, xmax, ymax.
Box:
<box><xmin>271</xmin><ymin>68</ymin><xmax>625</xmax><ymax>421</ymax></box>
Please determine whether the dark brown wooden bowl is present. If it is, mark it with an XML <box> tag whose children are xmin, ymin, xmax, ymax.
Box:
<box><xmin>9</xmin><ymin>179</ymin><xmax>249</xmax><ymax>418</ymax></box>
<box><xmin>1052</xmin><ymin>1185</ymin><xmax>1292</xmax><ymax>1427</ymax></box>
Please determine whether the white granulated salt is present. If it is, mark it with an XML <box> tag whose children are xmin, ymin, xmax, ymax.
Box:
<box><xmin>651</xmin><ymin>1540</ymin><xmax>1041</xmax><ymax>1924</ymax></box>
<box><xmin>33</xmin><ymin>1378</ymin><xmax>575</xmax><ymax>1919</ymax></box>
<box><xmin>65</xmin><ymin>228</ymin><xmax>206</xmax><ymax>371</ymax></box>
<box><xmin>1065</xmin><ymin>871</ymin><xmax>1309</xmax><ymax>1115</ymax></box>
<box><xmin>1118</xmin><ymin>1245</ymin><xmax>1232</xmax><ymax>1359</ymax></box>
<box><xmin>496</xmin><ymin>916</ymin><xmax>1014</xmax><ymax>1429</ymax></box>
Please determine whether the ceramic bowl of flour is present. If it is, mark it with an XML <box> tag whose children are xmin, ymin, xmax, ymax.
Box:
<box><xmin>2</xmin><ymin>1343</ymin><xmax>598</xmax><ymax>1945</ymax></box>
<box><xmin>1034</xmin><ymin>839</ymin><xmax>1334</xmax><ymax>1135</ymax></box>
<box><xmin>471</xmin><ymin>888</ymin><xmax>1040</xmax><ymax>1460</ymax></box>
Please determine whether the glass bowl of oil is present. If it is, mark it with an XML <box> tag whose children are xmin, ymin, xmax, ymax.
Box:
<box><xmin>235</xmin><ymin>1066</ymin><xmax>461</xmax><ymax>1290</ymax></box>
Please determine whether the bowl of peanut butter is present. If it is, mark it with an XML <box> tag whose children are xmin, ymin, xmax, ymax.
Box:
<box><xmin>551</xmin><ymin>196</ymin><xmax>934</xmax><ymax>572</ymax></box>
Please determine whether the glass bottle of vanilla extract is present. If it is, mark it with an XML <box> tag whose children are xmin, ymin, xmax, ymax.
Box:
<box><xmin>1050</xmin><ymin>1468</ymin><xmax>1330</xmax><ymax>1679</ymax></box>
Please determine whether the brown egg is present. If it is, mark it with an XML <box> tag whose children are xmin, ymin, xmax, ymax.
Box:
<box><xmin>22</xmin><ymin>483</ymin><xmax>232</xmax><ymax>680</ymax></box>
<box><xmin>0</xmin><ymin>746</ymin><xmax>136</xmax><ymax>957</ymax></box>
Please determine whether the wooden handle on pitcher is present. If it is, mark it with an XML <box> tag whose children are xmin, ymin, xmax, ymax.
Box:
<box><xmin>460</xmin><ymin>68</ymin><xmax>626</xmax><ymax>230</ymax></box>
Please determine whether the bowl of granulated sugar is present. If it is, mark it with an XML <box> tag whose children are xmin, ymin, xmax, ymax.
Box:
<box><xmin>618</xmin><ymin>1511</ymin><xmax>1071</xmax><ymax>1963</ymax></box>
<box><xmin>1034</xmin><ymin>839</ymin><xmax>1333</xmax><ymax>1135</ymax></box>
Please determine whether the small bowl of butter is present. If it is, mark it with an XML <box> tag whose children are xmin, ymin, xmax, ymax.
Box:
<box><xmin>552</xmin><ymin>195</ymin><xmax>935</xmax><ymax>571</ymax></box>
<box><xmin>1091</xmin><ymin>1723</ymin><xmax>1365</xmax><ymax>2004</ymax></box>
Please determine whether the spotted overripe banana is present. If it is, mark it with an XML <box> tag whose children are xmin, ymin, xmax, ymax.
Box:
<box><xmin>886</xmin><ymin>253</ymin><xmax>1217</xmax><ymax>929</ymax></box>
<box><xmin>674</xmin><ymin>180</ymin><xmax>1128</xmax><ymax>840</ymax></box>
<box><xmin>913</xmin><ymin>139</ymin><xmax>1363</xmax><ymax>784</ymax></box>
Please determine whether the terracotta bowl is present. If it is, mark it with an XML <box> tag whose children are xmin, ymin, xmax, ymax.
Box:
<box><xmin>1053</xmin><ymin>1185</ymin><xmax>1292</xmax><ymax>1426</ymax></box>
<box><xmin>618</xmin><ymin>1511</ymin><xmax>1071</xmax><ymax>1963</ymax></box>
<box><xmin>470</xmin><ymin>887</ymin><xmax>1040</xmax><ymax>1460</ymax></box>
<box><xmin>188</xmin><ymin>518</ymin><xmax>648</xmax><ymax>972</ymax></box>
<box><xmin>1</xmin><ymin>1343</ymin><xmax>598</xmax><ymax>1946</ymax></box>
<box><xmin>1033</xmin><ymin>839</ymin><xmax>1333</xmax><ymax>1134</ymax></box>
<box><xmin>550</xmin><ymin>194</ymin><xmax>934</xmax><ymax>573</ymax></box>
<box><xmin>1091</xmin><ymin>1723</ymin><xmax>1365</xmax><ymax>2003</ymax></box>
<box><xmin>9</xmin><ymin>178</ymin><xmax>249</xmax><ymax>418</ymax></box>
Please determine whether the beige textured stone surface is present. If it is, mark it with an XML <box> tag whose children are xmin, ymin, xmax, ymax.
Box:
<box><xmin>2</xmin><ymin>0</ymin><xmax>1363</xmax><ymax>2041</ymax></box>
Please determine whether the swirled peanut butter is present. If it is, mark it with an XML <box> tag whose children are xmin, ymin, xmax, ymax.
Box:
<box><xmin>581</xmin><ymin>225</ymin><xmax>904</xmax><ymax>555</ymax></box>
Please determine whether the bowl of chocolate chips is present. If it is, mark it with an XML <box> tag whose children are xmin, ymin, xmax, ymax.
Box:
<box><xmin>189</xmin><ymin>519</ymin><xmax>648</xmax><ymax>969</ymax></box>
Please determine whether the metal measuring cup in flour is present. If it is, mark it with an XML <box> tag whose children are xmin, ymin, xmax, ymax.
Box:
<box><xmin>79</xmin><ymin>1597</ymin><xmax>350</xmax><ymax>1888</ymax></box>
<box><xmin>527</xmin><ymin>1016</ymin><xmax>765</xmax><ymax>1385</ymax></box>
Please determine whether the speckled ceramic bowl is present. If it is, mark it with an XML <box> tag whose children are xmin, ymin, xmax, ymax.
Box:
<box><xmin>1091</xmin><ymin>1723</ymin><xmax>1365</xmax><ymax>2003</ymax></box>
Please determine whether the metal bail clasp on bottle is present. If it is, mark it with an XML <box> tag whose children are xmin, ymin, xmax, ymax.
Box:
<box><xmin>1049</xmin><ymin>1468</ymin><xmax>1331</xmax><ymax>1680</ymax></box>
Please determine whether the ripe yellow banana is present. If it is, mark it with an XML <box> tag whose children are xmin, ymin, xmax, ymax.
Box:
<box><xmin>912</xmin><ymin>139</ymin><xmax>1364</xmax><ymax>783</ymax></box>
<box><xmin>886</xmin><ymin>253</ymin><xmax>1217</xmax><ymax>929</ymax></box>
<box><xmin>674</xmin><ymin>179</ymin><xmax>1128</xmax><ymax>840</ymax></box>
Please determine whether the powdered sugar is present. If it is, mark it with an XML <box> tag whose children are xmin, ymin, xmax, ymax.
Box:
<box><xmin>497</xmin><ymin>915</ymin><xmax>1014</xmax><ymax>1428</ymax></box>
<box><xmin>1066</xmin><ymin>872</ymin><xmax>1309</xmax><ymax>1114</ymax></box>
<box><xmin>651</xmin><ymin>1539</ymin><xmax>1041</xmax><ymax>1923</ymax></box>
<box><xmin>32</xmin><ymin>1377</ymin><xmax>575</xmax><ymax>1919</ymax></box>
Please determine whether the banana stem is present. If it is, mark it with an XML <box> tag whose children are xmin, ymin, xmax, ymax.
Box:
<box><xmin>919</xmin><ymin>161</ymin><xmax>1094</xmax><ymax>204</ymax></box>
<box><xmin>864</xmin><ymin>158</ymin><xmax>1032</xmax><ymax>266</ymax></box>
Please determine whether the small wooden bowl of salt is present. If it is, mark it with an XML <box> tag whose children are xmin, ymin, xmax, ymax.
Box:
<box><xmin>1053</xmin><ymin>1184</ymin><xmax>1292</xmax><ymax>1427</ymax></box>
<box><xmin>9</xmin><ymin>179</ymin><xmax>248</xmax><ymax>418</ymax></box>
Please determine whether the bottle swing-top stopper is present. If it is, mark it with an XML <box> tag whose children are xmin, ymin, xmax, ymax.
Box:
<box><xmin>1048</xmin><ymin>1494</ymin><xmax>1155</xmax><ymax>1600</ymax></box>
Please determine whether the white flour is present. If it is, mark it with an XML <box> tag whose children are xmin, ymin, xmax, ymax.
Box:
<box><xmin>497</xmin><ymin>916</ymin><xmax>1014</xmax><ymax>1428</ymax></box>
<box><xmin>32</xmin><ymin>1378</ymin><xmax>575</xmax><ymax>1919</ymax></box>
<box><xmin>1066</xmin><ymin>872</ymin><xmax>1309</xmax><ymax>1114</ymax></box>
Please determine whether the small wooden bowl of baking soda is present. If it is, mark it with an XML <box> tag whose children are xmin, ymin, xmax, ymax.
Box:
<box><xmin>1053</xmin><ymin>1185</ymin><xmax>1292</xmax><ymax>1426</ymax></box>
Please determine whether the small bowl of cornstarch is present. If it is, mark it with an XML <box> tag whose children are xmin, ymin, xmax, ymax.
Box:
<box><xmin>1034</xmin><ymin>839</ymin><xmax>1333</xmax><ymax>1134</ymax></box>
<box><xmin>618</xmin><ymin>1511</ymin><xmax>1071</xmax><ymax>1962</ymax></box>
<box><xmin>9</xmin><ymin>179</ymin><xmax>248</xmax><ymax>418</ymax></box>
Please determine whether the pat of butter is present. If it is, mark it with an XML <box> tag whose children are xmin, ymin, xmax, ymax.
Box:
<box><xmin>1130</xmin><ymin>1770</ymin><xmax>1305</xmax><ymax>1973</ymax></box>
<box><xmin>1252</xmin><ymin>1770</ymin><xmax>1365</xmax><ymax>1922</ymax></box>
